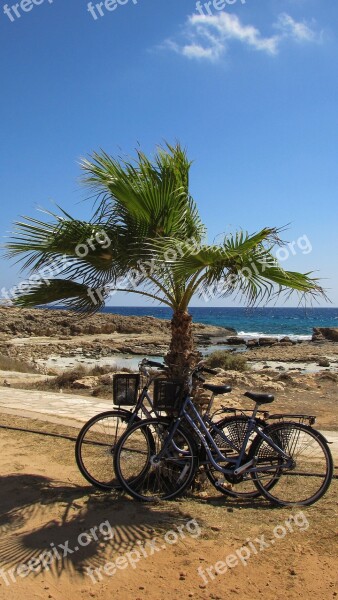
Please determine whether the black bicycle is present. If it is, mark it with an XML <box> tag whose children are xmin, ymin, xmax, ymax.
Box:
<box><xmin>75</xmin><ymin>358</ymin><xmax>165</xmax><ymax>490</ymax></box>
<box><xmin>114</xmin><ymin>363</ymin><xmax>333</xmax><ymax>506</ymax></box>
<box><xmin>75</xmin><ymin>358</ymin><xmax>265</xmax><ymax>496</ymax></box>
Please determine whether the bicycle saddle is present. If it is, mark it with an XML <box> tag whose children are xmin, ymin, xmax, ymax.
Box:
<box><xmin>244</xmin><ymin>391</ymin><xmax>274</xmax><ymax>404</ymax></box>
<box><xmin>203</xmin><ymin>384</ymin><xmax>232</xmax><ymax>395</ymax></box>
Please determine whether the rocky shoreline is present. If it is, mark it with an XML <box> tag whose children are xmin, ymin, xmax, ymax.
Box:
<box><xmin>0</xmin><ymin>306</ymin><xmax>234</xmax><ymax>365</ymax></box>
<box><xmin>0</xmin><ymin>307</ymin><xmax>337</xmax><ymax>374</ymax></box>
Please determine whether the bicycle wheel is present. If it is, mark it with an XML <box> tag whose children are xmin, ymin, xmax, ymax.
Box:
<box><xmin>75</xmin><ymin>410</ymin><xmax>139</xmax><ymax>490</ymax></box>
<box><xmin>205</xmin><ymin>416</ymin><xmax>272</xmax><ymax>498</ymax></box>
<box><xmin>114</xmin><ymin>418</ymin><xmax>199</xmax><ymax>501</ymax></box>
<box><xmin>250</xmin><ymin>422</ymin><xmax>333</xmax><ymax>506</ymax></box>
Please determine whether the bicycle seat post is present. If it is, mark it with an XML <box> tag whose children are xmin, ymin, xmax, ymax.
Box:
<box><xmin>251</xmin><ymin>403</ymin><xmax>260</xmax><ymax>420</ymax></box>
<box><xmin>203</xmin><ymin>392</ymin><xmax>215</xmax><ymax>420</ymax></box>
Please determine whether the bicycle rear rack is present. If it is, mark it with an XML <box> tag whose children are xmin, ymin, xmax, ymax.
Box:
<box><xmin>219</xmin><ymin>406</ymin><xmax>316</xmax><ymax>425</ymax></box>
<box><xmin>268</xmin><ymin>413</ymin><xmax>316</xmax><ymax>426</ymax></box>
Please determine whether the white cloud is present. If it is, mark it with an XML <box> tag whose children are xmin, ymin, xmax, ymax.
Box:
<box><xmin>163</xmin><ymin>11</ymin><xmax>320</xmax><ymax>62</ymax></box>
<box><xmin>275</xmin><ymin>12</ymin><xmax>317</xmax><ymax>42</ymax></box>
<box><xmin>182</xmin><ymin>43</ymin><xmax>220</xmax><ymax>60</ymax></box>
<box><xmin>189</xmin><ymin>13</ymin><xmax>279</xmax><ymax>55</ymax></box>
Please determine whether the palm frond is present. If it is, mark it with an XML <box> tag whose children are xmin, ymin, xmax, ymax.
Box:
<box><xmin>161</xmin><ymin>228</ymin><xmax>325</xmax><ymax>305</ymax></box>
<box><xmin>81</xmin><ymin>143</ymin><xmax>205</xmax><ymax>243</ymax></box>
<box><xmin>12</xmin><ymin>279</ymin><xmax>107</xmax><ymax>313</ymax></box>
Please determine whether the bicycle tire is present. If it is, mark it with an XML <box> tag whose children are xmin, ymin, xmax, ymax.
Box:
<box><xmin>249</xmin><ymin>422</ymin><xmax>333</xmax><ymax>506</ymax></box>
<box><xmin>114</xmin><ymin>417</ymin><xmax>199</xmax><ymax>502</ymax></box>
<box><xmin>75</xmin><ymin>410</ymin><xmax>140</xmax><ymax>490</ymax></box>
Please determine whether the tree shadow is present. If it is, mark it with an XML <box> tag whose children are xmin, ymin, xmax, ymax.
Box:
<box><xmin>0</xmin><ymin>473</ymin><xmax>189</xmax><ymax>579</ymax></box>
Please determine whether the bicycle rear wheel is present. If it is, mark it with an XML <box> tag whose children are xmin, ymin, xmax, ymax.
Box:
<box><xmin>250</xmin><ymin>422</ymin><xmax>333</xmax><ymax>506</ymax></box>
<box><xmin>75</xmin><ymin>410</ymin><xmax>138</xmax><ymax>490</ymax></box>
<box><xmin>114</xmin><ymin>418</ymin><xmax>198</xmax><ymax>501</ymax></box>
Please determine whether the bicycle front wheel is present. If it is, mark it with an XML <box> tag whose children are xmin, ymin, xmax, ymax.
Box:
<box><xmin>114</xmin><ymin>418</ymin><xmax>199</xmax><ymax>501</ymax></box>
<box><xmin>250</xmin><ymin>422</ymin><xmax>333</xmax><ymax>506</ymax></box>
<box><xmin>75</xmin><ymin>410</ymin><xmax>138</xmax><ymax>490</ymax></box>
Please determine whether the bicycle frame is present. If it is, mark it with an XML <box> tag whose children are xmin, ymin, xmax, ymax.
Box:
<box><xmin>158</xmin><ymin>395</ymin><xmax>292</xmax><ymax>476</ymax></box>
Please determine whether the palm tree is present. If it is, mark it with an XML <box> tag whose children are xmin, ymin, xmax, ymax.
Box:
<box><xmin>5</xmin><ymin>143</ymin><xmax>324</xmax><ymax>379</ymax></box>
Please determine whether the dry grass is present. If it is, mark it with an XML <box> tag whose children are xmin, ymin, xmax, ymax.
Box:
<box><xmin>0</xmin><ymin>354</ymin><xmax>40</xmax><ymax>373</ymax></box>
<box><xmin>8</xmin><ymin>363</ymin><xmax>134</xmax><ymax>399</ymax></box>
<box><xmin>206</xmin><ymin>350</ymin><xmax>249</xmax><ymax>371</ymax></box>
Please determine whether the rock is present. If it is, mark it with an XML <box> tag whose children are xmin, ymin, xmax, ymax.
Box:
<box><xmin>312</xmin><ymin>328</ymin><xmax>338</xmax><ymax>342</ymax></box>
<box><xmin>246</xmin><ymin>339</ymin><xmax>259</xmax><ymax>348</ymax></box>
<box><xmin>258</xmin><ymin>337</ymin><xmax>278</xmax><ymax>346</ymax></box>
<box><xmin>197</xmin><ymin>325</ymin><xmax>237</xmax><ymax>337</ymax></box>
<box><xmin>277</xmin><ymin>373</ymin><xmax>295</xmax><ymax>385</ymax></box>
<box><xmin>0</xmin><ymin>306</ymin><xmax>164</xmax><ymax>338</ymax></box>
<box><xmin>317</xmin><ymin>372</ymin><xmax>337</xmax><ymax>382</ymax></box>
<box><xmin>71</xmin><ymin>376</ymin><xmax>100</xmax><ymax>389</ymax></box>
<box><xmin>225</xmin><ymin>337</ymin><xmax>246</xmax><ymax>345</ymax></box>
<box><xmin>317</xmin><ymin>358</ymin><xmax>330</xmax><ymax>367</ymax></box>
<box><xmin>280</xmin><ymin>337</ymin><xmax>296</xmax><ymax>344</ymax></box>
<box><xmin>219</xmin><ymin>370</ymin><xmax>251</xmax><ymax>386</ymax></box>
<box><xmin>246</xmin><ymin>337</ymin><xmax>278</xmax><ymax>348</ymax></box>
<box><xmin>99</xmin><ymin>374</ymin><xmax>113</xmax><ymax>385</ymax></box>
<box><xmin>260</xmin><ymin>382</ymin><xmax>285</xmax><ymax>391</ymax></box>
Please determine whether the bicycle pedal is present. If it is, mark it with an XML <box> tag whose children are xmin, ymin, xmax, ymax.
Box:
<box><xmin>216</xmin><ymin>479</ymin><xmax>232</xmax><ymax>490</ymax></box>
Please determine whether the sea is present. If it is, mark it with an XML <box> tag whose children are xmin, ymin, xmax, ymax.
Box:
<box><xmin>101</xmin><ymin>306</ymin><xmax>338</xmax><ymax>342</ymax></box>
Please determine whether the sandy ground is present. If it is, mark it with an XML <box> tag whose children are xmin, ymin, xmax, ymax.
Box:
<box><xmin>0</xmin><ymin>404</ymin><xmax>337</xmax><ymax>600</ymax></box>
<box><xmin>1</xmin><ymin>308</ymin><xmax>337</xmax><ymax>599</ymax></box>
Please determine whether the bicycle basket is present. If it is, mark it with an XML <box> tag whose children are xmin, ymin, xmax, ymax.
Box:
<box><xmin>153</xmin><ymin>379</ymin><xmax>183</xmax><ymax>412</ymax></box>
<box><xmin>113</xmin><ymin>374</ymin><xmax>141</xmax><ymax>406</ymax></box>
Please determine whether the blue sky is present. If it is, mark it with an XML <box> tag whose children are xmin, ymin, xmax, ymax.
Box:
<box><xmin>0</xmin><ymin>0</ymin><xmax>337</xmax><ymax>307</ymax></box>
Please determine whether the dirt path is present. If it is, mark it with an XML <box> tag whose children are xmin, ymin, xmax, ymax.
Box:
<box><xmin>0</xmin><ymin>412</ymin><xmax>337</xmax><ymax>600</ymax></box>
<box><xmin>0</xmin><ymin>386</ymin><xmax>112</xmax><ymax>426</ymax></box>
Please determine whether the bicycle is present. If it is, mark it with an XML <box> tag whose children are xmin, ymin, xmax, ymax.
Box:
<box><xmin>75</xmin><ymin>357</ymin><xmax>238</xmax><ymax>489</ymax></box>
<box><xmin>76</xmin><ymin>357</ymin><xmax>275</xmax><ymax>497</ymax></box>
<box><xmin>75</xmin><ymin>358</ymin><xmax>165</xmax><ymax>489</ymax></box>
<box><xmin>114</xmin><ymin>362</ymin><xmax>333</xmax><ymax>506</ymax></box>
<box><xmin>75</xmin><ymin>358</ymin><xmax>257</xmax><ymax>495</ymax></box>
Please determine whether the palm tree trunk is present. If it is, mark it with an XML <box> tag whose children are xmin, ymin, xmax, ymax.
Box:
<box><xmin>165</xmin><ymin>310</ymin><xmax>199</xmax><ymax>380</ymax></box>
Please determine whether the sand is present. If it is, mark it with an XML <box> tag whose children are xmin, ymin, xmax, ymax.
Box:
<box><xmin>0</xmin><ymin>380</ymin><xmax>337</xmax><ymax>600</ymax></box>
<box><xmin>1</xmin><ymin>310</ymin><xmax>338</xmax><ymax>599</ymax></box>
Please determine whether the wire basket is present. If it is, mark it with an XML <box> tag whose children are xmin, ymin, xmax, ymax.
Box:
<box><xmin>153</xmin><ymin>379</ymin><xmax>183</xmax><ymax>412</ymax></box>
<box><xmin>113</xmin><ymin>374</ymin><xmax>141</xmax><ymax>406</ymax></box>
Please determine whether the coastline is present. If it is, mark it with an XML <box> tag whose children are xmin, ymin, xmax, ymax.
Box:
<box><xmin>0</xmin><ymin>306</ymin><xmax>337</xmax><ymax>433</ymax></box>
<box><xmin>1</xmin><ymin>306</ymin><xmax>338</xmax><ymax>376</ymax></box>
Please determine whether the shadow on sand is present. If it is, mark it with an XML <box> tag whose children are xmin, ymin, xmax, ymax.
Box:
<box><xmin>0</xmin><ymin>473</ymin><xmax>190</xmax><ymax>579</ymax></box>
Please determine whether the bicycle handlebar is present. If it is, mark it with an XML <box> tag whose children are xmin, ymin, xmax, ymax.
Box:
<box><xmin>194</xmin><ymin>374</ymin><xmax>206</xmax><ymax>383</ymax></box>
<box><xmin>201</xmin><ymin>366</ymin><xmax>218</xmax><ymax>376</ymax></box>
<box><xmin>143</xmin><ymin>359</ymin><xmax>165</xmax><ymax>369</ymax></box>
<box><xmin>140</xmin><ymin>359</ymin><xmax>218</xmax><ymax>377</ymax></box>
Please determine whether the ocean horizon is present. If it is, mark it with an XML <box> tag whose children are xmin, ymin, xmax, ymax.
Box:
<box><xmin>96</xmin><ymin>306</ymin><xmax>338</xmax><ymax>341</ymax></box>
